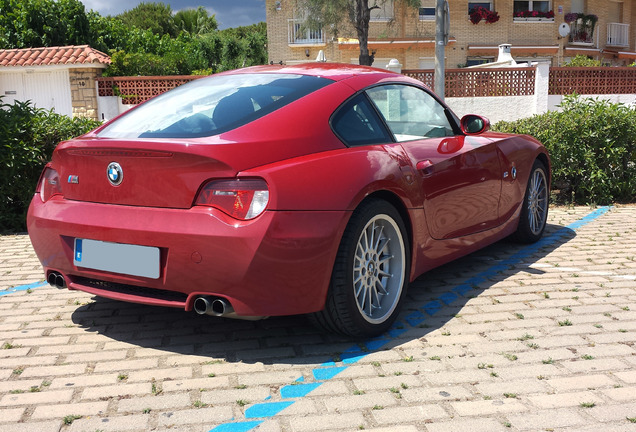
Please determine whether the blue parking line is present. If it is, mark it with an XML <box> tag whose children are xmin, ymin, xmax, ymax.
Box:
<box><xmin>208</xmin><ymin>421</ymin><xmax>263</xmax><ymax>432</ymax></box>
<box><xmin>0</xmin><ymin>281</ymin><xmax>47</xmax><ymax>297</ymax></box>
<box><xmin>211</xmin><ymin>206</ymin><xmax>613</xmax><ymax>432</ymax></box>
<box><xmin>209</xmin><ymin>205</ymin><xmax>613</xmax><ymax>432</ymax></box>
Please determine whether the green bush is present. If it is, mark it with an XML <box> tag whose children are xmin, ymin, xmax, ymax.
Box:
<box><xmin>0</xmin><ymin>98</ymin><xmax>101</xmax><ymax>233</ymax></box>
<box><xmin>563</xmin><ymin>54</ymin><xmax>602</xmax><ymax>67</ymax></box>
<box><xmin>493</xmin><ymin>95</ymin><xmax>636</xmax><ymax>205</ymax></box>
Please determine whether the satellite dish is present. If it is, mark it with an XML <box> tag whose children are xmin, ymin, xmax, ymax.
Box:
<box><xmin>558</xmin><ymin>23</ymin><xmax>571</xmax><ymax>37</ymax></box>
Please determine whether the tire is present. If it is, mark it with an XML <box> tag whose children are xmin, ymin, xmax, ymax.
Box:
<box><xmin>512</xmin><ymin>159</ymin><xmax>549</xmax><ymax>243</ymax></box>
<box><xmin>310</xmin><ymin>199</ymin><xmax>410</xmax><ymax>337</ymax></box>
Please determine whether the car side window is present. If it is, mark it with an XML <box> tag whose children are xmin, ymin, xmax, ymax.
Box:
<box><xmin>331</xmin><ymin>93</ymin><xmax>393</xmax><ymax>146</ymax></box>
<box><xmin>366</xmin><ymin>84</ymin><xmax>455</xmax><ymax>142</ymax></box>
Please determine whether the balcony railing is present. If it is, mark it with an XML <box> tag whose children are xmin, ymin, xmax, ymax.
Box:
<box><xmin>607</xmin><ymin>23</ymin><xmax>630</xmax><ymax>47</ymax></box>
<box><xmin>288</xmin><ymin>19</ymin><xmax>324</xmax><ymax>45</ymax></box>
<box><xmin>569</xmin><ymin>20</ymin><xmax>595</xmax><ymax>44</ymax></box>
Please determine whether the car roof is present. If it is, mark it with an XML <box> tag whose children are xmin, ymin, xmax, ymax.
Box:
<box><xmin>217</xmin><ymin>62</ymin><xmax>403</xmax><ymax>82</ymax></box>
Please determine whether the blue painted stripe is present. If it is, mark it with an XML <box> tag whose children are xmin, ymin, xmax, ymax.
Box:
<box><xmin>438</xmin><ymin>292</ymin><xmax>459</xmax><ymax>305</ymax></box>
<box><xmin>205</xmin><ymin>206</ymin><xmax>612</xmax><ymax>432</ymax></box>
<box><xmin>0</xmin><ymin>281</ymin><xmax>47</xmax><ymax>297</ymax></box>
<box><xmin>245</xmin><ymin>401</ymin><xmax>294</xmax><ymax>419</ymax></box>
<box><xmin>280</xmin><ymin>382</ymin><xmax>322</xmax><ymax>399</ymax></box>
<box><xmin>422</xmin><ymin>300</ymin><xmax>443</xmax><ymax>315</ymax></box>
<box><xmin>313</xmin><ymin>366</ymin><xmax>347</xmax><ymax>381</ymax></box>
<box><xmin>208</xmin><ymin>420</ymin><xmax>264</xmax><ymax>432</ymax></box>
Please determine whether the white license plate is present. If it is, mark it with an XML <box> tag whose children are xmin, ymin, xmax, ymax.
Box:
<box><xmin>74</xmin><ymin>239</ymin><xmax>160</xmax><ymax>279</ymax></box>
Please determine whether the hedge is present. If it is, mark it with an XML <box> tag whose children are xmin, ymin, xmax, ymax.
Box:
<box><xmin>0</xmin><ymin>98</ymin><xmax>101</xmax><ymax>233</ymax></box>
<box><xmin>493</xmin><ymin>95</ymin><xmax>636</xmax><ymax>205</ymax></box>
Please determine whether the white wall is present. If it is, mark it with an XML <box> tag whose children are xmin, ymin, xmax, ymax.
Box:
<box><xmin>445</xmin><ymin>95</ymin><xmax>536</xmax><ymax>124</ymax></box>
<box><xmin>0</xmin><ymin>69</ymin><xmax>72</xmax><ymax>116</ymax></box>
<box><xmin>548</xmin><ymin>94</ymin><xmax>636</xmax><ymax>112</ymax></box>
<box><xmin>96</xmin><ymin>94</ymin><xmax>133</xmax><ymax>123</ymax></box>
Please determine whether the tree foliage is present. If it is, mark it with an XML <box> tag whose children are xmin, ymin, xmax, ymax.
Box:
<box><xmin>116</xmin><ymin>2</ymin><xmax>177</xmax><ymax>37</ymax></box>
<box><xmin>0</xmin><ymin>0</ymin><xmax>90</xmax><ymax>48</ymax></box>
<box><xmin>173</xmin><ymin>7</ymin><xmax>218</xmax><ymax>35</ymax></box>
<box><xmin>0</xmin><ymin>0</ymin><xmax>267</xmax><ymax>76</ymax></box>
<box><xmin>299</xmin><ymin>0</ymin><xmax>419</xmax><ymax>66</ymax></box>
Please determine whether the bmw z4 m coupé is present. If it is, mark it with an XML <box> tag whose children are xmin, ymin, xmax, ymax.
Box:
<box><xmin>28</xmin><ymin>63</ymin><xmax>550</xmax><ymax>337</ymax></box>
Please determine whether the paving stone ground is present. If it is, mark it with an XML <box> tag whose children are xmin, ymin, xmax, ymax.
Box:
<box><xmin>1</xmin><ymin>205</ymin><xmax>635</xmax><ymax>432</ymax></box>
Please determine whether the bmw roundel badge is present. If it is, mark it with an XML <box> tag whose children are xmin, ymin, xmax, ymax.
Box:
<box><xmin>107</xmin><ymin>162</ymin><xmax>123</xmax><ymax>186</ymax></box>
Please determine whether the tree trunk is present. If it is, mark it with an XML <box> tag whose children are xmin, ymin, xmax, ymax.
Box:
<box><xmin>355</xmin><ymin>0</ymin><xmax>375</xmax><ymax>66</ymax></box>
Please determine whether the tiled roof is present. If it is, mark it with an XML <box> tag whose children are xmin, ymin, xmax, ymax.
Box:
<box><xmin>0</xmin><ymin>45</ymin><xmax>111</xmax><ymax>67</ymax></box>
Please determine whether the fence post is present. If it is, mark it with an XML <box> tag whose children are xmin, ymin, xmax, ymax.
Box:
<box><xmin>385</xmin><ymin>59</ymin><xmax>402</xmax><ymax>74</ymax></box>
<box><xmin>534</xmin><ymin>62</ymin><xmax>550</xmax><ymax>115</ymax></box>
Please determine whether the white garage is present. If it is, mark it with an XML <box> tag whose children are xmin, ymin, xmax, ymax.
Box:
<box><xmin>0</xmin><ymin>45</ymin><xmax>110</xmax><ymax>119</ymax></box>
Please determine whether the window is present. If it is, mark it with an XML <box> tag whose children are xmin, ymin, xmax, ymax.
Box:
<box><xmin>570</xmin><ymin>0</ymin><xmax>585</xmax><ymax>14</ymax></box>
<box><xmin>98</xmin><ymin>74</ymin><xmax>333</xmax><ymax>139</ymax></box>
<box><xmin>466</xmin><ymin>57</ymin><xmax>493</xmax><ymax>67</ymax></box>
<box><xmin>370</xmin><ymin>0</ymin><xmax>394</xmax><ymax>21</ymax></box>
<box><xmin>468</xmin><ymin>1</ymin><xmax>493</xmax><ymax>13</ymax></box>
<box><xmin>419</xmin><ymin>0</ymin><xmax>435</xmax><ymax>20</ymax></box>
<box><xmin>331</xmin><ymin>94</ymin><xmax>392</xmax><ymax>146</ymax></box>
<box><xmin>514</xmin><ymin>1</ymin><xmax>551</xmax><ymax>14</ymax></box>
<box><xmin>366</xmin><ymin>85</ymin><xmax>454</xmax><ymax>142</ymax></box>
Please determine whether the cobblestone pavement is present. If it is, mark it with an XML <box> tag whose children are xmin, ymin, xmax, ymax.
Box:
<box><xmin>1</xmin><ymin>205</ymin><xmax>635</xmax><ymax>432</ymax></box>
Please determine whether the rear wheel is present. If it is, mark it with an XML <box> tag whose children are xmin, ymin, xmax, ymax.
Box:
<box><xmin>512</xmin><ymin>160</ymin><xmax>549</xmax><ymax>243</ymax></box>
<box><xmin>310</xmin><ymin>199</ymin><xmax>410</xmax><ymax>337</ymax></box>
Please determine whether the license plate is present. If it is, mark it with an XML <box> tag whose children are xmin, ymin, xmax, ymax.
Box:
<box><xmin>74</xmin><ymin>239</ymin><xmax>160</xmax><ymax>279</ymax></box>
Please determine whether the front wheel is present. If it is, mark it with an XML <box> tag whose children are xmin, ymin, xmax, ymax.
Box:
<box><xmin>310</xmin><ymin>199</ymin><xmax>410</xmax><ymax>337</ymax></box>
<box><xmin>512</xmin><ymin>160</ymin><xmax>549</xmax><ymax>243</ymax></box>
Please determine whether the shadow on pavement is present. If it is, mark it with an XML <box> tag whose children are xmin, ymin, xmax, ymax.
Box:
<box><xmin>70</xmin><ymin>222</ymin><xmax>576</xmax><ymax>365</ymax></box>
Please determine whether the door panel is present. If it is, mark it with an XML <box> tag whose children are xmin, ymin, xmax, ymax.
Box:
<box><xmin>401</xmin><ymin>135</ymin><xmax>502</xmax><ymax>239</ymax></box>
<box><xmin>365</xmin><ymin>83</ymin><xmax>502</xmax><ymax>240</ymax></box>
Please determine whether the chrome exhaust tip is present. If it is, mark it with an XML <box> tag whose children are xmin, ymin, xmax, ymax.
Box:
<box><xmin>193</xmin><ymin>296</ymin><xmax>264</xmax><ymax>321</ymax></box>
<box><xmin>193</xmin><ymin>296</ymin><xmax>212</xmax><ymax>315</ymax></box>
<box><xmin>47</xmin><ymin>272</ymin><xmax>66</xmax><ymax>288</ymax></box>
<box><xmin>211</xmin><ymin>298</ymin><xmax>234</xmax><ymax>316</ymax></box>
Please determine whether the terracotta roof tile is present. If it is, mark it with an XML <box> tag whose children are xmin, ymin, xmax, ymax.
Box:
<box><xmin>0</xmin><ymin>45</ymin><xmax>111</xmax><ymax>67</ymax></box>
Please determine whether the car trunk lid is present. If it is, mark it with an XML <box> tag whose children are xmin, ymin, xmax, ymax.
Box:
<box><xmin>53</xmin><ymin>139</ymin><xmax>237</xmax><ymax>209</ymax></box>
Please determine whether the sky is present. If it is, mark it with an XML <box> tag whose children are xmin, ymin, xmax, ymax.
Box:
<box><xmin>79</xmin><ymin>0</ymin><xmax>266</xmax><ymax>29</ymax></box>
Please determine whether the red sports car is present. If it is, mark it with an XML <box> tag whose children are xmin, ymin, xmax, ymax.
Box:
<box><xmin>27</xmin><ymin>63</ymin><xmax>549</xmax><ymax>337</ymax></box>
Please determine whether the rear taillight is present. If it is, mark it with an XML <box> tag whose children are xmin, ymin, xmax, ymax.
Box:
<box><xmin>195</xmin><ymin>179</ymin><xmax>269</xmax><ymax>220</ymax></box>
<box><xmin>38</xmin><ymin>167</ymin><xmax>62</xmax><ymax>202</ymax></box>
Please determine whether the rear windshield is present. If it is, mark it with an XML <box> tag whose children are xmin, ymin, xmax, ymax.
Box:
<box><xmin>97</xmin><ymin>73</ymin><xmax>333</xmax><ymax>139</ymax></box>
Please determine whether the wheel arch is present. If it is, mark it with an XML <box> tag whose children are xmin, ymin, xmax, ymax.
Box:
<box><xmin>354</xmin><ymin>190</ymin><xmax>415</xmax><ymax>271</ymax></box>
<box><xmin>535</xmin><ymin>151</ymin><xmax>551</xmax><ymax>188</ymax></box>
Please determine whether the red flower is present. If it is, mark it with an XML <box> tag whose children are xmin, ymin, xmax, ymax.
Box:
<box><xmin>469</xmin><ymin>6</ymin><xmax>500</xmax><ymax>24</ymax></box>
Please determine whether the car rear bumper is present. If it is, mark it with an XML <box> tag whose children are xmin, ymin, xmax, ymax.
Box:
<box><xmin>27</xmin><ymin>196</ymin><xmax>347</xmax><ymax>317</ymax></box>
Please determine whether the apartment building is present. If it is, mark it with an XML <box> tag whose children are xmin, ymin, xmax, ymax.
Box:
<box><xmin>266</xmin><ymin>0</ymin><xmax>636</xmax><ymax>68</ymax></box>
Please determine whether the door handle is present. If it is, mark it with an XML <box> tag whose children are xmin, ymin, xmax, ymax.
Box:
<box><xmin>416</xmin><ymin>160</ymin><xmax>434</xmax><ymax>176</ymax></box>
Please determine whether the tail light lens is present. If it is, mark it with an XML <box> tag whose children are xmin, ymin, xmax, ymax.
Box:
<box><xmin>38</xmin><ymin>167</ymin><xmax>62</xmax><ymax>202</ymax></box>
<box><xmin>195</xmin><ymin>179</ymin><xmax>269</xmax><ymax>220</ymax></box>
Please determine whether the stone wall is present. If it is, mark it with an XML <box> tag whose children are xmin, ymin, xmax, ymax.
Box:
<box><xmin>69</xmin><ymin>67</ymin><xmax>103</xmax><ymax>120</ymax></box>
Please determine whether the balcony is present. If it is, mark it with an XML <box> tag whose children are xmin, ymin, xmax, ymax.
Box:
<box><xmin>288</xmin><ymin>19</ymin><xmax>324</xmax><ymax>46</ymax></box>
<box><xmin>569</xmin><ymin>19</ymin><xmax>595</xmax><ymax>45</ymax></box>
<box><xmin>607</xmin><ymin>23</ymin><xmax>630</xmax><ymax>47</ymax></box>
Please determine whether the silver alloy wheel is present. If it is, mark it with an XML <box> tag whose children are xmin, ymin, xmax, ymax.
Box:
<box><xmin>353</xmin><ymin>214</ymin><xmax>406</xmax><ymax>324</ymax></box>
<box><xmin>527</xmin><ymin>167</ymin><xmax>548</xmax><ymax>236</ymax></box>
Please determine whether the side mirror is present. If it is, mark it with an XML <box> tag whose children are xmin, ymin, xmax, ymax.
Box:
<box><xmin>460</xmin><ymin>114</ymin><xmax>490</xmax><ymax>135</ymax></box>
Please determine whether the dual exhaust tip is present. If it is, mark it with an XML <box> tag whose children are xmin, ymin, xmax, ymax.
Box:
<box><xmin>193</xmin><ymin>296</ymin><xmax>234</xmax><ymax>317</ymax></box>
<box><xmin>192</xmin><ymin>296</ymin><xmax>264</xmax><ymax>321</ymax></box>
<box><xmin>47</xmin><ymin>271</ymin><xmax>66</xmax><ymax>289</ymax></box>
